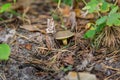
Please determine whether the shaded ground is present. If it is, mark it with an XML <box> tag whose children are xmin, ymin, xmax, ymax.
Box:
<box><xmin>0</xmin><ymin>0</ymin><xmax>120</xmax><ymax>80</ymax></box>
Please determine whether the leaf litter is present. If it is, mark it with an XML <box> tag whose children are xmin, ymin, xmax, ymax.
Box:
<box><xmin>0</xmin><ymin>0</ymin><xmax>120</xmax><ymax>80</ymax></box>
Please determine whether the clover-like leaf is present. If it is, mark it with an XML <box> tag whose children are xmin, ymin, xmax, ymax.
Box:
<box><xmin>95</xmin><ymin>23</ymin><xmax>106</xmax><ymax>33</ymax></box>
<box><xmin>100</xmin><ymin>1</ymin><xmax>110</xmax><ymax>13</ymax></box>
<box><xmin>96</xmin><ymin>16</ymin><xmax>107</xmax><ymax>25</ymax></box>
<box><xmin>83</xmin><ymin>0</ymin><xmax>99</xmax><ymax>13</ymax></box>
<box><xmin>0</xmin><ymin>44</ymin><xmax>11</xmax><ymax>60</ymax></box>
<box><xmin>84</xmin><ymin>26</ymin><xmax>96</xmax><ymax>39</ymax></box>
<box><xmin>84</xmin><ymin>30</ymin><xmax>96</xmax><ymax>39</ymax></box>
<box><xmin>109</xmin><ymin>6</ymin><xmax>119</xmax><ymax>15</ymax></box>
<box><xmin>107</xmin><ymin>13</ymin><xmax>120</xmax><ymax>26</ymax></box>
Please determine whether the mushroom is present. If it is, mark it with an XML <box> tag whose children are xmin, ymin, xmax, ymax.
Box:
<box><xmin>55</xmin><ymin>30</ymin><xmax>74</xmax><ymax>45</ymax></box>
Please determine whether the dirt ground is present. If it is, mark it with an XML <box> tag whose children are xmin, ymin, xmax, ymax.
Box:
<box><xmin>0</xmin><ymin>0</ymin><xmax>120</xmax><ymax>80</ymax></box>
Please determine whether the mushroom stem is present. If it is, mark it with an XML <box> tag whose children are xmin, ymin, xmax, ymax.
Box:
<box><xmin>62</xmin><ymin>39</ymin><xmax>67</xmax><ymax>45</ymax></box>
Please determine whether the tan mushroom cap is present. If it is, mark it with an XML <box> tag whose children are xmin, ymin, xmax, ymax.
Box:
<box><xmin>55</xmin><ymin>30</ymin><xmax>74</xmax><ymax>40</ymax></box>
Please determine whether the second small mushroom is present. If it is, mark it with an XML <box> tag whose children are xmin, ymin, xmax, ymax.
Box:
<box><xmin>55</xmin><ymin>30</ymin><xmax>74</xmax><ymax>45</ymax></box>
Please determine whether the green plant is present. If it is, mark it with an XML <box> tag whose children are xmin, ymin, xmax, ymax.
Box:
<box><xmin>83</xmin><ymin>0</ymin><xmax>120</xmax><ymax>48</ymax></box>
<box><xmin>84</xmin><ymin>6</ymin><xmax>120</xmax><ymax>38</ymax></box>
<box><xmin>0</xmin><ymin>3</ymin><xmax>12</xmax><ymax>13</ymax></box>
<box><xmin>0</xmin><ymin>3</ymin><xmax>20</xmax><ymax>21</ymax></box>
<box><xmin>83</xmin><ymin>0</ymin><xmax>110</xmax><ymax>13</ymax></box>
<box><xmin>0</xmin><ymin>44</ymin><xmax>11</xmax><ymax>60</ymax></box>
<box><xmin>53</xmin><ymin>0</ymin><xmax>73</xmax><ymax>6</ymax></box>
<box><xmin>60</xmin><ymin>65</ymin><xmax>72</xmax><ymax>72</ymax></box>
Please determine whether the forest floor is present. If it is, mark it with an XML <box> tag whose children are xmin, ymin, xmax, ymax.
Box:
<box><xmin>0</xmin><ymin>0</ymin><xmax>120</xmax><ymax>80</ymax></box>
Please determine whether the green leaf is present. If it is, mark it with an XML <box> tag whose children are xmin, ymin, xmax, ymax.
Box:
<box><xmin>83</xmin><ymin>0</ymin><xmax>99</xmax><ymax>13</ymax></box>
<box><xmin>100</xmin><ymin>1</ymin><xmax>110</xmax><ymax>13</ymax></box>
<box><xmin>0</xmin><ymin>3</ymin><xmax>12</xmax><ymax>13</ymax></box>
<box><xmin>84</xmin><ymin>29</ymin><xmax>96</xmax><ymax>39</ymax></box>
<box><xmin>10</xmin><ymin>10</ymin><xmax>21</xmax><ymax>16</ymax></box>
<box><xmin>0</xmin><ymin>44</ymin><xmax>11</xmax><ymax>60</ymax></box>
<box><xmin>63</xmin><ymin>0</ymin><xmax>72</xmax><ymax>6</ymax></box>
<box><xmin>104</xmin><ymin>5</ymin><xmax>120</xmax><ymax>26</ymax></box>
<box><xmin>96</xmin><ymin>16</ymin><xmax>107</xmax><ymax>25</ymax></box>
<box><xmin>83</xmin><ymin>23</ymin><xmax>105</xmax><ymax>39</ymax></box>
<box><xmin>53</xmin><ymin>0</ymin><xmax>72</xmax><ymax>6</ymax></box>
<box><xmin>53</xmin><ymin>0</ymin><xmax>59</xmax><ymax>3</ymax></box>
<box><xmin>95</xmin><ymin>23</ymin><xmax>105</xmax><ymax>33</ymax></box>
<box><xmin>60</xmin><ymin>65</ymin><xmax>72</xmax><ymax>72</ymax></box>
<box><xmin>107</xmin><ymin>13</ymin><xmax>120</xmax><ymax>26</ymax></box>
<box><xmin>52</xmin><ymin>14</ymin><xmax>60</xmax><ymax>21</ymax></box>
<box><xmin>109</xmin><ymin>6</ymin><xmax>119</xmax><ymax>15</ymax></box>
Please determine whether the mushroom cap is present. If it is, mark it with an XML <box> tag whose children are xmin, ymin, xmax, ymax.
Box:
<box><xmin>55</xmin><ymin>30</ymin><xmax>74</xmax><ymax>40</ymax></box>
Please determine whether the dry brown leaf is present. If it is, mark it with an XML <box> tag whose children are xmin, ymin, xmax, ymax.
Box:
<box><xmin>59</xmin><ymin>6</ymin><xmax>70</xmax><ymax>17</ymax></box>
<box><xmin>20</xmin><ymin>25</ymin><xmax>40</xmax><ymax>31</ymax></box>
<box><xmin>63</xmin><ymin>55</ymin><xmax>74</xmax><ymax>65</ymax></box>
<box><xmin>80</xmin><ymin>12</ymin><xmax>95</xmax><ymax>19</ymax></box>
<box><xmin>74</xmin><ymin>8</ymin><xmax>81</xmax><ymax>17</ymax></box>
<box><xmin>85</xmin><ymin>13</ymin><xmax>95</xmax><ymax>19</ymax></box>
<box><xmin>20</xmin><ymin>25</ymin><xmax>46</xmax><ymax>33</ymax></box>
<box><xmin>72</xmin><ymin>0</ymin><xmax>81</xmax><ymax>17</ymax></box>
<box><xmin>117</xmin><ymin>0</ymin><xmax>120</xmax><ymax>6</ymax></box>
<box><xmin>25</xmin><ymin>44</ymin><xmax>32</xmax><ymax>50</ymax></box>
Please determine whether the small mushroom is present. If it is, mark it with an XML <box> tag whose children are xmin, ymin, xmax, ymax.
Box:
<box><xmin>55</xmin><ymin>30</ymin><xmax>74</xmax><ymax>45</ymax></box>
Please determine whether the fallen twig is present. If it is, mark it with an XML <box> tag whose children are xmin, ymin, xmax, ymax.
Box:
<box><xmin>37</xmin><ymin>47</ymin><xmax>73</xmax><ymax>53</ymax></box>
<box><xmin>0</xmin><ymin>73</ymin><xmax>7</xmax><ymax>80</ymax></box>
<box><xmin>0</xmin><ymin>18</ymin><xmax>15</xmax><ymax>25</ymax></box>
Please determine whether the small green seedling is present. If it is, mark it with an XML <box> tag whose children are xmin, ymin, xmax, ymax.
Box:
<box><xmin>0</xmin><ymin>3</ymin><xmax>18</xmax><ymax>16</ymax></box>
<box><xmin>0</xmin><ymin>43</ymin><xmax>11</xmax><ymax>60</ymax></box>
<box><xmin>60</xmin><ymin>65</ymin><xmax>72</xmax><ymax>72</ymax></box>
<box><xmin>0</xmin><ymin>3</ymin><xmax>12</xmax><ymax>13</ymax></box>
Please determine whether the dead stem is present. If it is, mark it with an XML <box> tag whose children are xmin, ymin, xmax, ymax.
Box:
<box><xmin>102</xmin><ymin>64</ymin><xmax>120</xmax><ymax>72</ymax></box>
<box><xmin>104</xmin><ymin>72</ymin><xmax>120</xmax><ymax>80</ymax></box>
